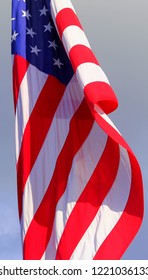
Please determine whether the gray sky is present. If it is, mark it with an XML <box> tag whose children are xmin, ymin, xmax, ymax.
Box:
<box><xmin>0</xmin><ymin>0</ymin><xmax>147</xmax><ymax>259</ymax></box>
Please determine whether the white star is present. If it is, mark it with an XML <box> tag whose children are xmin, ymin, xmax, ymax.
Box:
<box><xmin>30</xmin><ymin>45</ymin><xmax>42</xmax><ymax>56</ymax></box>
<box><xmin>39</xmin><ymin>6</ymin><xmax>48</xmax><ymax>16</ymax></box>
<box><xmin>11</xmin><ymin>31</ymin><xmax>19</xmax><ymax>42</ymax></box>
<box><xmin>22</xmin><ymin>10</ymin><xmax>31</xmax><ymax>20</ymax></box>
<box><xmin>48</xmin><ymin>40</ymin><xmax>58</xmax><ymax>50</ymax></box>
<box><xmin>26</xmin><ymin>27</ymin><xmax>36</xmax><ymax>38</ymax></box>
<box><xmin>53</xmin><ymin>58</ymin><xmax>64</xmax><ymax>69</ymax></box>
<box><xmin>44</xmin><ymin>22</ymin><xmax>53</xmax><ymax>32</ymax></box>
<box><xmin>11</xmin><ymin>17</ymin><xmax>16</xmax><ymax>21</ymax></box>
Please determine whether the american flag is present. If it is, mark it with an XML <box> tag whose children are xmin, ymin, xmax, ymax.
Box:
<box><xmin>12</xmin><ymin>0</ymin><xmax>144</xmax><ymax>260</ymax></box>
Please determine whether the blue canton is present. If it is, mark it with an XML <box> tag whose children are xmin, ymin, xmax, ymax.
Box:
<box><xmin>11</xmin><ymin>0</ymin><xmax>74</xmax><ymax>85</ymax></box>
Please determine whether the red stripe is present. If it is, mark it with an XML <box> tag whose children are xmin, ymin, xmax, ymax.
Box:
<box><xmin>84</xmin><ymin>82</ymin><xmax>118</xmax><ymax>114</ymax></box>
<box><xmin>13</xmin><ymin>55</ymin><xmax>29</xmax><ymax>111</ymax></box>
<box><xmin>56</xmin><ymin>8</ymin><xmax>82</xmax><ymax>39</ymax></box>
<box><xmin>85</xmin><ymin>100</ymin><xmax>130</xmax><ymax>153</ymax></box>
<box><xmin>23</xmin><ymin>99</ymin><xmax>94</xmax><ymax>260</ymax></box>
<box><xmin>17</xmin><ymin>76</ymin><xmax>66</xmax><ymax>218</ymax></box>
<box><xmin>94</xmin><ymin>152</ymin><xmax>144</xmax><ymax>260</ymax></box>
<box><xmin>56</xmin><ymin>137</ymin><xmax>120</xmax><ymax>260</ymax></box>
<box><xmin>69</xmin><ymin>45</ymin><xmax>99</xmax><ymax>72</ymax></box>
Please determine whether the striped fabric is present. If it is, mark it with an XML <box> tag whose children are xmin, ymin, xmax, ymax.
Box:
<box><xmin>12</xmin><ymin>0</ymin><xmax>144</xmax><ymax>260</ymax></box>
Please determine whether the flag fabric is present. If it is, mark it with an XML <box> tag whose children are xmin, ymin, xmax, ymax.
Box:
<box><xmin>11</xmin><ymin>0</ymin><xmax>144</xmax><ymax>260</ymax></box>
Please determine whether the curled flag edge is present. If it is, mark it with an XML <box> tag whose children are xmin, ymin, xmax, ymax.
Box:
<box><xmin>50</xmin><ymin>0</ymin><xmax>144</xmax><ymax>259</ymax></box>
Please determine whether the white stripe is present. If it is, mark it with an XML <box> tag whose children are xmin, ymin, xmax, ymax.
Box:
<box><xmin>94</xmin><ymin>104</ymin><xmax>121</xmax><ymax>134</ymax></box>
<box><xmin>70</xmin><ymin>147</ymin><xmax>131</xmax><ymax>259</ymax></box>
<box><xmin>50</xmin><ymin>0</ymin><xmax>76</xmax><ymax>38</ymax></box>
<box><xmin>21</xmin><ymin>74</ymin><xmax>84</xmax><ymax>238</ymax></box>
<box><xmin>62</xmin><ymin>26</ymin><xmax>91</xmax><ymax>54</ymax></box>
<box><xmin>15</xmin><ymin>65</ymin><xmax>48</xmax><ymax>161</ymax></box>
<box><xmin>76</xmin><ymin>63</ymin><xmax>109</xmax><ymax>91</ymax></box>
<box><xmin>50</xmin><ymin>0</ymin><xmax>76</xmax><ymax>18</ymax></box>
<box><xmin>43</xmin><ymin>122</ymin><xmax>108</xmax><ymax>259</ymax></box>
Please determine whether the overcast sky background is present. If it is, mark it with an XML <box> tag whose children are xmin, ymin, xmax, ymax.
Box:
<box><xmin>0</xmin><ymin>0</ymin><xmax>147</xmax><ymax>260</ymax></box>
